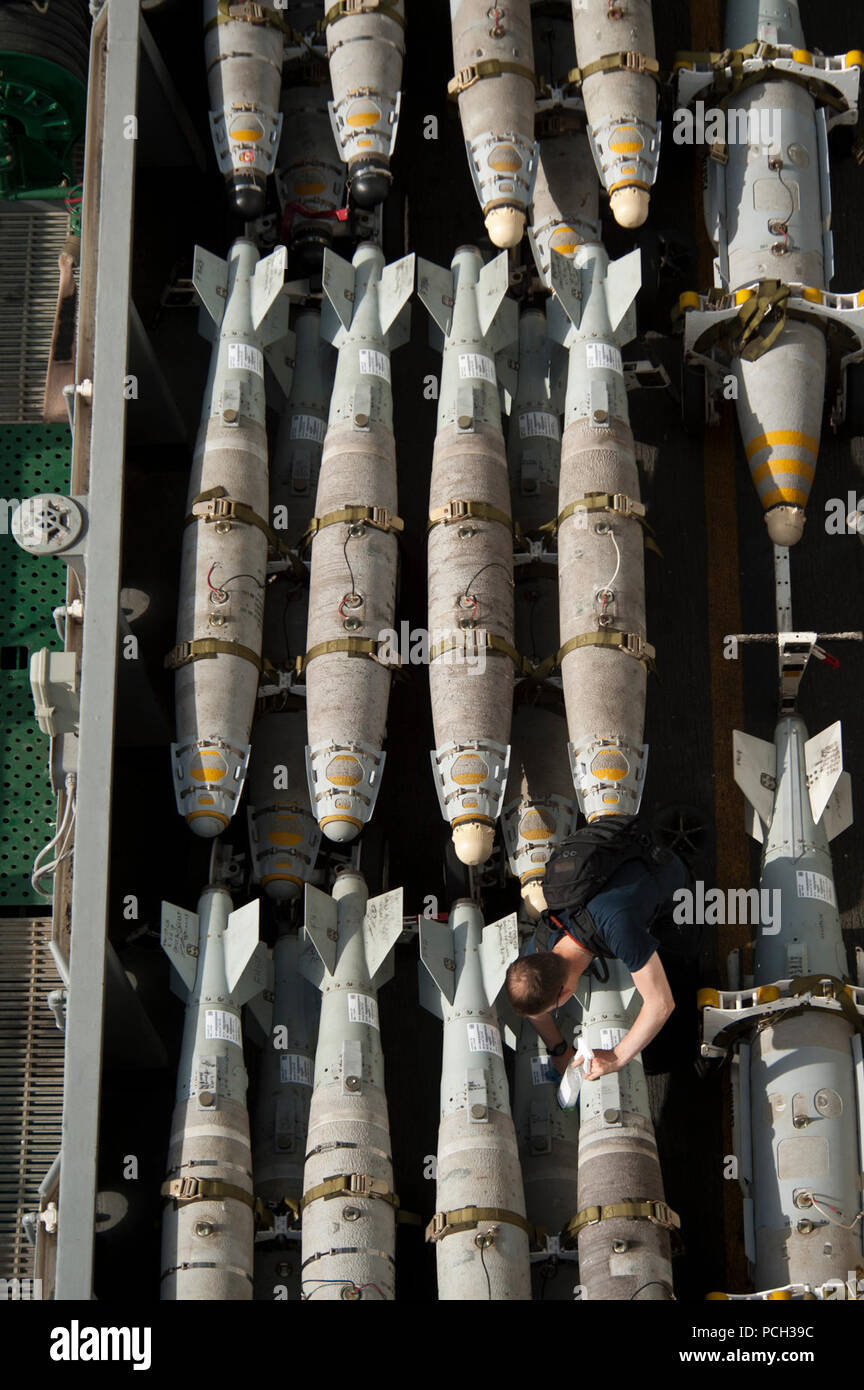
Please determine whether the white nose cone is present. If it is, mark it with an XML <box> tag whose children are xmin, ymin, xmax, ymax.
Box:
<box><xmin>452</xmin><ymin>821</ymin><xmax>495</xmax><ymax>866</ymax></box>
<box><xmin>485</xmin><ymin>206</ymin><xmax>525</xmax><ymax>249</ymax></box>
<box><xmin>321</xmin><ymin>817</ymin><xmax>361</xmax><ymax>844</ymax></box>
<box><xmin>186</xmin><ymin>813</ymin><xmax>227</xmax><ymax>839</ymax></box>
<box><xmin>765</xmin><ymin>504</ymin><xmax>805</xmax><ymax>546</ymax></box>
<box><xmin>610</xmin><ymin>187</ymin><xmax>649</xmax><ymax>229</ymax></box>
<box><xmin>521</xmin><ymin>879</ymin><xmax>548</xmax><ymax>919</ymax></box>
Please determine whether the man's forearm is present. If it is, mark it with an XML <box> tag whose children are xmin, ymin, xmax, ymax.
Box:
<box><xmin>612</xmin><ymin>1000</ymin><xmax>671</xmax><ymax>1068</ymax></box>
<box><xmin>529</xmin><ymin>1011</ymin><xmax>566</xmax><ymax>1050</ymax></box>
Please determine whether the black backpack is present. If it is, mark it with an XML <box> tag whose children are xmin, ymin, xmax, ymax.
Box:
<box><xmin>542</xmin><ymin>817</ymin><xmax>668</xmax><ymax>919</ymax></box>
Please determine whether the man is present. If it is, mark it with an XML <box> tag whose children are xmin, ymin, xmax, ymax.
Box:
<box><xmin>505</xmin><ymin>838</ymin><xmax>689</xmax><ymax>1081</ymax></box>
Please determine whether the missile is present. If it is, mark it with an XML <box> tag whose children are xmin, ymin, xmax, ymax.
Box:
<box><xmin>301</xmin><ymin>245</ymin><xmax>414</xmax><ymax>844</ymax></box>
<box><xmin>510</xmin><ymin>1003</ymin><xmax>581</xmax><ymax>1300</ymax></box>
<box><xmin>247</xmin><ymin>309</ymin><xmax>335</xmax><ymax>902</ymax></box>
<box><xmin>160</xmin><ymin>884</ymin><xmax>269</xmax><ymax>1300</ymax></box>
<box><xmin>168</xmin><ymin>239</ymin><xmax>304</xmax><ymax>838</ymax></box>
<box><xmin>417</xmin><ymin>246</ymin><xmax>518</xmax><ymax>867</ymax></box>
<box><xmin>449</xmin><ymin>0</ymin><xmax>537</xmax><ymax>249</ymax></box>
<box><xmin>324</xmin><ymin>0</ymin><xmax>405</xmax><ymax>208</ymax></box>
<box><xmin>419</xmin><ymin>900</ymin><xmax>531</xmax><ymax>1300</ymax></box>
<box><xmin>299</xmin><ymin>871</ymin><xmax>404</xmax><ymax>1301</ymax></box>
<box><xmin>251</xmin><ymin>928</ymin><xmax>320</xmax><ymax>1300</ymax></box>
<box><xmin>569</xmin><ymin>0</ymin><xmax>660</xmax><ymax>229</ymax></box>
<box><xmin>566</xmin><ymin>958</ymin><xmax>678</xmax><ymax>1299</ymax></box>
<box><xmin>203</xmin><ymin>0</ymin><xmax>285</xmax><ymax>217</ymax></box>
<box><xmin>275</xmin><ymin>19</ymin><xmax>346</xmax><ymax>274</ymax></box>
<box><xmin>502</xmin><ymin>307</ymin><xmax>578</xmax><ymax>917</ymax></box>
<box><xmin>701</xmin><ymin>605</ymin><xmax>864</xmax><ymax>1296</ymax></box>
<box><xmin>676</xmin><ymin>8</ymin><xmax>864</xmax><ymax>543</ymax></box>
<box><xmin>548</xmin><ymin>244</ymin><xmax>651</xmax><ymax>823</ymax></box>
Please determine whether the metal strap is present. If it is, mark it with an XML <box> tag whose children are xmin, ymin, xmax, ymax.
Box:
<box><xmin>161</xmin><ymin>1176</ymin><xmax>256</xmax><ymax>1210</ymax></box>
<box><xmin>295</xmin><ymin>636</ymin><xmax>400</xmax><ymax>676</ymax></box>
<box><xmin>300</xmin><ymin>1172</ymin><xmax>400</xmax><ymax>1212</ymax></box>
<box><xmin>556</xmin><ymin>630</ymin><xmax>657</xmax><ymax>673</ymax></box>
<box><xmin>428</xmin><ymin>631</ymin><xmax>525</xmax><ymax>671</ymax></box>
<box><xmin>426</xmin><ymin>1205</ymin><xmax>541</xmax><ymax>1244</ymax></box>
<box><xmin>165</xmin><ymin>638</ymin><xmax>262</xmax><ymax>672</ymax></box>
<box><xmin>563</xmin><ymin>1199</ymin><xmax>680</xmax><ymax>1245</ymax></box>
<box><xmin>568</xmin><ymin>51</ymin><xmax>661</xmax><ymax>86</ymax></box>
<box><xmin>448</xmin><ymin>60</ymin><xmax>538</xmax><ymax>97</ymax></box>
<box><xmin>427</xmin><ymin>498</ymin><xmax>518</xmax><ymax>537</ymax></box>
<box><xmin>301</xmin><ymin>504</ymin><xmax>404</xmax><ymax>550</ymax></box>
<box><xmin>324</xmin><ymin>0</ymin><xmax>405</xmax><ymax>29</ymax></box>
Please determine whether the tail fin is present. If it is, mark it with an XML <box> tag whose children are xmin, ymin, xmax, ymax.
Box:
<box><xmin>303</xmin><ymin>882</ymin><xmax>339</xmax><ymax>977</ymax></box>
<box><xmin>733</xmin><ymin>730</ymin><xmax>776</xmax><ymax>835</ymax></box>
<box><xmin>379</xmin><ymin>253</ymin><xmax>416</xmax><ymax>339</ymax></box>
<box><xmin>192</xmin><ymin>246</ymin><xmax>228</xmax><ymax>329</ymax></box>
<box><xmin>321</xmin><ymin>247</ymin><xmax>356</xmax><ymax>342</ymax></box>
<box><xmin>479</xmin><ymin>912</ymin><xmax>519</xmax><ymax>1010</ymax></box>
<box><xmin>416</xmin><ymin>256</ymin><xmax>454</xmax><ymax>338</ymax></box>
<box><xmin>251</xmin><ymin>244</ymin><xmax>286</xmax><ymax>336</ymax></box>
<box><xmin>419</xmin><ymin>916</ymin><xmax>456</xmax><ymax>1006</ymax></box>
<box><xmin>362</xmin><ymin>887</ymin><xmax>404</xmax><ymax>981</ymax></box>
<box><xmin>804</xmin><ymin>721</ymin><xmax>847</xmax><ymax>828</ymax></box>
<box><xmin>224</xmin><ymin>899</ymin><xmax>263</xmax><ymax>1003</ymax></box>
<box><xmin>161</xmin><ymin>901</ymin><xmax>199</xmax><ymax>997</ymax></box>
<box><xmin>605</xmin><ymin>248</ymin><xmax>641</xmax><ymax>342</ymax></box>
<box><xmin>548</xmin><ymin>250</ymin><xmax>583</xmax><ymax>332</ymax></box>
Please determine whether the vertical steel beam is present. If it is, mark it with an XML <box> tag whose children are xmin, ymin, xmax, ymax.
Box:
<box><xmin>54</xmin><ymin>0</ymin><xmax>140</xmax><ymax>1300</ymax></box>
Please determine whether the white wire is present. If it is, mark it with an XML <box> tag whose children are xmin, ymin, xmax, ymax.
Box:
<box><xmin>801</xmin><ymin>1191</ymin><xmax>864</xmax><ymax>1231</ymax></box>
<box><xmin>31</xmin><ymin>775</ymin><xmax>77</xmax><ymax>898</ymax></box>
<box><xmin>600</xmin><ymin>528</ymin><xmax>621</xmax><ymax>594</ymax></box>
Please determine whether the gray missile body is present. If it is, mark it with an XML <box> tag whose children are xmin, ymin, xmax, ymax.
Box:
<box><xmin>677</xmin><ymin>2</ymin><xmax>864</xmax><ymax>544</ymax></box>
<box><xmin>275</xmin><ymin>22</ymin><xmax>345</xmax><ymax>273</ymax></box>
<box><xmin>247</xmin><ymin>309</ymin><xmax>334</xmax><ymax>902</ymax></box>
<box><xmin>299</xmin><ymin>872</ymin><xmax>403</xmax><ymax>1300</ymax></box>
<box><xmin>302</xmin><ymin>245</ymin><xmax>414</xmax><ymax>844</ymax></box>
<box><xmin>251</xmin><ymin>929</ymin><xmax>320</xmax><ymax>1299</ymax></box>
<box><xmin>449</xmin><ymin>0</ymin><xmax>537</xmax><ymax>249</ymax></box>
<box><xmin>572</xmin><ymin>960</ymin><xmax>677</xmax><ymax>1300</ymax></box>
<box><xmin>420</xmin><ymin>901</ymin><xmax>531</xmax><ymax>1300</ymax></box>
<box><xmin>324</xmin><ymin>0</ymin><xmax>405</xmax><ymax>207</ymax></box>
<box><xmin>418</xmin><ymin>247</ymin><xmax>519</xmax><ymax>866</ymax></box>
<box><xmin>548</xmin><ymin>244</ymin><xmax>650</xmax><ymax>822</ymax></box>
<box><xmin>570</xmin><ymin>0</ymin><xmax>661</xmax><ymax>229</ymax></box>
<box><xmin>170</xmin><ymin>240</ymin><xmax>305</xmax><ymax>839</ymax></box>
<box><xmin>204</xmin><ymin>0</ymin><xmax>285</xmax><ymax>217</ymax></box>
<box><xmin>160</xmin><ymin>886</ymin><xmax>269</xmax><ymax>1300</ymax></box>
<box><xmin>502</xmin><ymin>308</ymin><xmax>578</xmax><ymax>917</ymax></box>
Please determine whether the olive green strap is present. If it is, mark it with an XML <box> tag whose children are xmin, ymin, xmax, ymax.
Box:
<box><xmin>427</xmin><ymin>498</ymin><xmax>518</xmax><ymax>537</ymax></box>
<box><xmin>324</xmin><ymin>0</ymin><xmax>405</xmax><ymax>30</ymax></box>
<box><xmin>428</xmin><ymin>631</ymin><xmax>525</xmax><ymax>671</ymax></box>
<box><xmin>295</xmin><ymin>636</ymin><xmax>399</xmax><ymax>676</ymax></box>
<box><xmin>448</xmin><ymin>60</ymin><xmax>538</xmax><ymax>98</ymax></box>
<box><xmin>568</xmin><ymin>51</ymin><xmax>661</xmax><ymax>87</ymax></box>
<box><xmin>161</xmin><ymin>1175</ymin><xmax>256</xmax><ymax>1210</ymax></box>
<box><xmin>185</xmin><ymin>485</ymin><xmax>290</xmax><ymax>556</ymax></box>
<box><xmin>562</xmin><ymin>1199</ymin><xmax>680</xmax><ymax>1246</ymax></box>
<box><xmin>426</xmin><ymin>1205</ymin><xmax>543</xmax><ymax>1245</ymax></box>
<box><xmin>674</xmin><ymin>43</ymin><xmax>850</xmax><ymax>116</ymax></box>
<box><xmin>301</xmin><ymin>504</ymin><xmax>404</xmax><ymax>550</ymax></box>
<box><xmin>549</xmin><ymin>492</ymin><xmax>662</xmax><ymax>556</ymax></box>
<box><xmin>300</xmin><ymin>1173</ymin><xmax>400</xmax><ymax>1211</ymax></box>
<box><xmin>203</xmin><ymin>0</ymin><xmax>299</xmax><ymax>36</ymax></box>
<box><xmin>165</xmin><ymin>638</ymin><xmax>262</xmax><ymax>672</ymax></box>
<box><xmin>556</xmin><ymin>630</ymin><xmax>656</xmax><ymax>674</ymax></box>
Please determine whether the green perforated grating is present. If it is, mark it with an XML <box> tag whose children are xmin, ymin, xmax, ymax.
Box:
<box><xmin>0</xmin><ymin>425</ymin><xmax>70</xmax><ymax>908</ymax></box>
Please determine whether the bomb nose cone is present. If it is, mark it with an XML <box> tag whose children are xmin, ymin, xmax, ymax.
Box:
<box><xmin>521</xmin><ymin>879</ymin><xmax>548</xmax><ymax>919</ymax></box>
<box><xmin>186</xmin><ymin>814</ymin><xmax>227</xmax><ymax>840</ymax></box>
<box><xmin>321</xmin><ymin>817</ymin><xmax>361</xmax><ymax>844</ymax></box>
<box><xmin>293</xmin><ymin>231</ymin><xmax>330</xmax><ymax>275</ymax></box>
<box><xmin>349</xmin><ymin>160</ymin><xmax>391</xmax><ymax>209</ymax></box>
<box><xmin>765</xmin><ymin>504</ymin><xmax>806</xmax><ymax>546</ymax></box>
<box><xmin>610</xmin><ymin>187</ymin><xmax>650</xmax><ymax>229</ymax></box>
<box><xmin>263</xmin><ymin>877</ymin><xmax>302</xmax><ymax>903</ymax></box>
<box><xmin>484</xmin><ymin>206</ymin><xmax>526</xmax><ymax>249</ymax></box>
<box><xmin>452</xmin><ymin>821</ymin><xmax>495</xmax><ymax>866</ymax></box>
<box><xmin>229</xmin><ymin>174</ymin><xmax>266</xmax><ymax>220</ymax></box>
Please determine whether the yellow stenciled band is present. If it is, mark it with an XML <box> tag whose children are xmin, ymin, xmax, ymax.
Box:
<box><xmin>751</xmin><ymin>459</ymin><xmax>815</xmax><ymax>485</ymax></box>
<box><xmin>745</xmin><ymin>430</ymin><xmax>818</xmax><ymax>460</ymax></box>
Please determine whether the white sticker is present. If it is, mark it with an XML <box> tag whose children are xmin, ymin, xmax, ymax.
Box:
<box><xmin>358</xmin><ymin>348</ymin><xmax>391</xmax><ymax>382</ymax></box>
<box><xmin>531</xmin><ymin>1054</ymin><xmax>551</xmax><ymax>1086</ymax></box>
<box><xmin>467</xmin><ymin>1021</ymin><xmax>503</xmax><ymax>1057</ymax></box>
<box><xmin>518</xmin><ymin>410</ymin><xmax>560</xmax><ymax>440</ymax></box>
<box><xmin>585</xmin><ymin>341</ymin><xmax>623</xmax><ymax>374</ymax></box>
<box><xmin>204</xmin><ymin>1009</ymin><xmax>242</xmax><ymax>1046</ymax></box>
<box><xmin>796</xmin><ymin>870</ymin><xmax>837</xmax><ymax>906</ymax></box>
<box><xmin>289</xmin><ymin>413</ymin><xmax>327</xmax><ymax>443</ymax></box>
<box><xmin>280</xmin><ymin>1052</ymin><xmax>313</xmax><ymax>1086</ymax></box>
<box><xmin>348</xmin><ymin>992</ymin><xmax>380</xmax><ymax>1030</ymax></box>
<box><xmin>600</xmin><ymin>1027</ymin><xmax>626</xmax><ymax>1050</ymax></box>
<box><xmin>227</xmin><ymin>341</ymin><xmax>264</xmax><ymax>377</ymax></box>
<box><xmin>458</xmin><ymin>352</ymin><xmax>497</xmax><ymax>384</ymax></box>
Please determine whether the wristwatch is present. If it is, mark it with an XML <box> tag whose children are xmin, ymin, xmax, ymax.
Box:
<box><xmin>548</xmin><ymin>1039</ymin><xmax>569</xmax><ymax>1058</ymax></box>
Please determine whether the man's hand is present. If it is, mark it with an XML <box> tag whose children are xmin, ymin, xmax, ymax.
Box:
<box><xmin>580</xmin><ymin>1048</ymin><xmax>620</xmax><ymax>1080</ymax></box>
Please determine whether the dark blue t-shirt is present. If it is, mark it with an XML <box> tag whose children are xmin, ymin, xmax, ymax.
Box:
<box><xmin>546</xmin><ymin>853</ymin><xmax>689</xmax><ymax>973</ymax></box>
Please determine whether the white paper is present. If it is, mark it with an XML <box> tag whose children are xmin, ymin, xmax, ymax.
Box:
<box><xmin>227</xmin><ymin>341</ymin><xmax>264</xmax><ymax>377</ymax></box>
<box><xmin>518</xmin><ymin>410</ymin><xmax>560</xmax><ymax>440</ymax></box>
<box><xmin>280</xmin><ymin>1052</ymin><xmax>313</xmax><ymax>1086</ymax></box>
<box><xmin>458</xmin><ymin>352</ymin><xmax>496</xmax><ymax>384</ymax></box>
<box><xmin>796</xmin><ymin>870</ymin><xmax>836</xmax><ymax>906</ymax></box>
<box><xmin>600</xmin><ymin>1027</ymin><xmax>626</xmax><ymax>1050</ymax></box>
<box><xmin>531</xmin><ymin>1055</ymin><xmax>551</xmax><ymax>1086</ymax></box>
<box><xmin>348</xmin><ymin>992</ymin><xmax>380</xmax><ymax>1030</ymax></box>
<box><xmin>204</xmin><ymin>1009</ymin><xmax>242</xmax><ymax>1046</ymax></box>
<box><xmin>289</xmin><ymin>413</ymin><xmax>327</xmax><ymax>443</ymax></box>
<box><xmin>585</xmin><ymin>341</ymin><xmax>623</xmax><ymax>374</ymax></box>
<box><xmin>466</xmin><ymin>1021</ymin><xmax>503</xmax><ymax>1057</ymax></box>
<box><xmin>358</xmin><ymin>348</ymin><xmax>391</xmax><ymax>382</ymax></box>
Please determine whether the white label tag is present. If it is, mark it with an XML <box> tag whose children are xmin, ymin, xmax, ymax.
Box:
<box><xmin>289</xmin><ymin>413</ymin><xmax>327</xmax><ymax>443</ymax></box>
<box><xmin>795</xmin><ymin>870</ymin><xmax>837</xmax><ymax>906</ymax></box>
<box><xmin>458</xmin><ymin>352</ymin><xmax>497</xmax><ymax>384</ymax></box>
<box><xmin>347</xmin><ymin>992</ymin><xmax>380</xmax><ymax>1030</ymax></box>
<box><xmin>358</xmin><ymin>348</ymin><xmax>391</xmax><ymax>382</ymax></box>
<box><xmin>599</xmin><ymin>1027</ymin><xmax>626</xmax><ymax>1050</ymax></box>
<box><xmin>585</xmin><ymin>341</ymin><xmax>623</xmax><ymax>374</ymax></box>
<box><xmin>204</xmin><ymin>1009</ymin><xmax>242</xmax><ymax>1046</ymax></box>
<box><xmin>518</xmin><ymin>410</ymin><xmax>560</xmax><ymax>440</ymax></box>
<box><xmin>531</xmin><ymin>1055</ymin><xmax>550</xmax><ymax>1086</ymax></box>
<box><xmin>227</xmin><ymin>341</ymin><xmax>264</xmax><ymax>377</ymax></box>
<box><xmin>280</xmin><ymin>1052</ymin><xmax>313</xmax><ymax>1086</ymax></box>
<box><xmin>467</xmin><ymin>1021</ymin><xmax>503</xmax><ymax>1057</ymax></box>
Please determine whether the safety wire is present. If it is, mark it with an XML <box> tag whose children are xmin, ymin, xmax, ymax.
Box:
<box><xmin>597</xmin><ymin>528</ymin><xmax>621</xmax><ymax>619</ymax></box>
<box><xmin>799</xmin><ymin>1191</ymin><xmax>864</xmax><ymax>1231</ymax></box>
<box><xmin>31</xmin><ymin>773</ymin><xmax>77</xmax><ymax>898</ymax></box>
<box><xmin>302</xmin><ymin>1278</ymin><xmax>385</xmax><ymax>1299</ymax></box>
<box><xmin>337</xmin><ymin>527</ymin><xmax>362</xmax><ymax>619</ymax></box>
<box><xmin>478</xmin><ymin>1238</ymin><xmax>493</xmax><ymax>1300</ymax></box>
<box><xmin>460</xmin><ymin>561</ymin><xmax>514</xmax><ymax>619</ymax></box>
